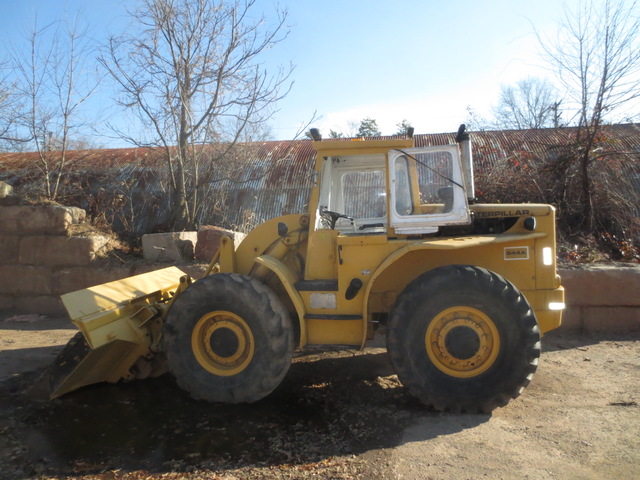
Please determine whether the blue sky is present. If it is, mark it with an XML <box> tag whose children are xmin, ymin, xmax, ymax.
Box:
<box><xmin>0</xmin><ymin>0</ymin><xmax>627</xmax><ymax>145</ymax></box>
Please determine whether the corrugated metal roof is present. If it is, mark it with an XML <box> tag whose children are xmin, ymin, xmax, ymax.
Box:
<box><xmin>1</xmin><ymin>124</ymin><xmax>638</xmax><ymax>236</ymax></box>
<box><xmin>2</xmin><ymin>124</ymin><xmax>639</xmax><ymax>171</ymax></box>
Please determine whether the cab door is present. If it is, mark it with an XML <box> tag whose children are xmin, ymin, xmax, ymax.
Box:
<box><xmin>388</xmin><ymin>146</ymin><xmax>471</xmax><ymax>234</ymax></box>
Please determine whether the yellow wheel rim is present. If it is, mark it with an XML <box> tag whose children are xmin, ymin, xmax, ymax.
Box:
<box><xmin>425</xmin><ymin>306</ymin><xmax>500</xmax><ymax>378</ymax></box>
<box><xmin>191</xmin><ymin>311</ymin><xmax>255</xmax><ymax>376</ymax></box>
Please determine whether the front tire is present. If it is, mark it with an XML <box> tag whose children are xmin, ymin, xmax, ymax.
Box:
<box><xmin>387</xmin><ymin>265</ymin><xmax>540</xmax><ymax>413</ymax></box>
<box><xmin>163</xmin><ymin>273</ymin><xmax>293</xmax><ymax>404</ymax></box>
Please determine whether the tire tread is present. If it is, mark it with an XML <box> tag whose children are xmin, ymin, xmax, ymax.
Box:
<box><xmin>387</xmin><ymin>265</ymin><xmax>541</xmax><ymax>413</ymax></box>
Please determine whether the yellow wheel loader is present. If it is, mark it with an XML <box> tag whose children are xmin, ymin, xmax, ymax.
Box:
<box><xmin>51</xmin><ymin>125</ymin><xmax>565</xmax><ymax>413</ymax></box>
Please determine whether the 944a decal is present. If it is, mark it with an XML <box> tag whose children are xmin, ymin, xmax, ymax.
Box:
<box><xmin>504</xmin><ymin>246</ymin><xmax>529</xmax><ymax>260</ymax></box>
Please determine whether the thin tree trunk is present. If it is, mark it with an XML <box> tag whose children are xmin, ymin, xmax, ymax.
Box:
<box><xmin>580</xmin><ymin>148</ymin><xmax>594</xmax><ymax>233</ymax></box>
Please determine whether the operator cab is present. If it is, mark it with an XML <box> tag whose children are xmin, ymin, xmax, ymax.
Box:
<box><xmin>315</xmin><ymin>144</ymin><xmax>471</xmax><ymax>236</ymax></box>
<box><xmin>316</xmin><ymin>153</ymin><xmax>388</xmax><ymax>233</ymax></box>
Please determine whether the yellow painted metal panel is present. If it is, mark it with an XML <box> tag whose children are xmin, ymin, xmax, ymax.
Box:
<box><xmin>253</xmin><ymin>255</ymin><xmax>308</xmax><ymax>347</ymax></box>
<box><xmin>403</xmin><ymin>232</ymin><xmax>546</xmax><ymax>250</ymax></box>
<box><xmin>50</xmin><ymin>339</ymin><xmax>143</xmax><ymax>398</ymax></box>
<box><xmin>312</xmin><ymin>138</ymin><xmax>413</xmax><ymax>153</ymax></box>
<box><xmin>306</xmin><ymin>319</ymin><xmax>362</xmax><ymax>345</ymax></box>
<box><xmin>470</xmin><ymin>203</ymin><xmax>553</xmax><ymax>216</ymax></box>
<box><xmin>234</xmin><ymin>214</ymin><xmax>308</xmax><ymax>275</ymax></box>
<box><xmin>61</xmin><ymin>266</ymin><xmax>186</xmax><ymax>321</ymax></box>
<box><xmin>523</xmin><ymin>287</ymin><xmax>565</xmax><ymax>333</ymax></box>
<box><xmin>305</xmin><ymin>229</ymin><xmax>339</xmax><ymax>279</ymax></box>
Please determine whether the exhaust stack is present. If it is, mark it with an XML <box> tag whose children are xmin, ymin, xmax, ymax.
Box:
<box><xmin>456</xmin><ymin>124</ymin><xmax>475</xmax><ymax>202</ymax></box>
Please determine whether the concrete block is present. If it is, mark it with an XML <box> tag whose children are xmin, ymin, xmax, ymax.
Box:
<box><xmin>0</xmin><ymin>181</ymin><xmax>13</xmax><ymax>198</ymax></box>
<box><xmin>560</xmin><ymin>266</ymin><xmax>640</xmax><ymax>307</ymax></box>
<box><xmin>13</xmin><ymin>295</ymin><xmax>66</xmax><ymax>316</ymax></box>
<box><xmin>60</xmin><ymin>236</ymin><xmax>111</xmax><ymax>264</ymax></box>
<box><xmin>56</xmin><ymin>205</ymin><xmax>85</xmax><ymax>233</ymax></box>
<box><xmin>0</xmin><ymin>294</ymin><xmax>15</xmax><ymax>311</ymax></box>
<box><xmin>0</xmin><ymin>206</ymin><xmax>20</xmax><ymax>233</ymax></box>
<box><xmin>130</xmin><ymin>264</ymin><xmax>161</xmax><ymax>276</ymax></box>
<box><xmin>19</xmin><ymin>235</ymin><xmax>110</xmax><ymax>266</ymax></box>
<box><xmin>0</xmin><ymin>205</ymin><xmax>83</xmax><ymax>235</ymax></box>
<box><xmin>52</xmin><ymin>265</ymin><xmax>134</xmax><ymax>295</ymax></box>
<box><xmin>62</xmin><ymin>206</ymin><xmax>86</xmax><ymax>225</ymax></box>
<box><xmin>0</xmin><ymin>234</ymin><xmax>19</xmax><ymax>264</ymax></box>
<box><xmin>142</xmin><ymin>232</ymin><xmax>198</xmax><ymax>263</ymax></box>
<box><xmin>0</xmin><ymin>265</ymin><xmax>53</xmax><ymax>295</ymax></box>
<box><xmin>130</xmin><ymin>263</ymin><xmax>207</xmax><ymax>281</ymax></box>
<box><xmin>195</xmin><ymin>226</ymin><xmax>246</xmax><ymax>262</ymax></box>
<box><xmin>582</xmin><ymin>307</ymin><xmax>640</xmax><ymax>332</ymax></box>
<box><xmin>558</xmin><ymin>307</ymin><xmax>582</xmax><ymax>330</ymax></box>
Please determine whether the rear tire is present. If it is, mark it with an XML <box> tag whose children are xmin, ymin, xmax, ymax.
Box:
<box><xmin>387</xmin><ymin>265</ymin><xmax>540</xmax><ymax>413</ymax></box>
<box><xmin>163</xmin><ymin>273</ymin><xmax>293</xmax><ymax>404</ymax></box>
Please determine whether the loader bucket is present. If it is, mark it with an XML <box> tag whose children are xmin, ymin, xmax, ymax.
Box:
<box><xmin>50</xmin><ymin>266</ymin><xmax>187</xmax><ymax>398</ymax></box>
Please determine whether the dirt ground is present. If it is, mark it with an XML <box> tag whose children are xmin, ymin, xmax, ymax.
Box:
<box><xmin>0</xmin><ymin>313</ymin><xmax>638</xmax><ymax>480</ymax></box>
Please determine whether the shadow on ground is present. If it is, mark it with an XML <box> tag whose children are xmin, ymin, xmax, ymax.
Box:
<box><xmin>0</xmin><ymin>346</ymin><xmax>65</xmax><ymax>381</ymax></box>
<box><xmin>541</xmin><ymin>329</ymin><xmax>640</xmax><ymax>352</ymax></box>
<box><xmin>0</xmin><ymin>349</ymin><xmax>489</xmax><ymax>479</ymax></box>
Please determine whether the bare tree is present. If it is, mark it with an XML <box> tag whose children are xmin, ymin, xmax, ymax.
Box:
<box><xmin>0</xmin><ymin>62</ymin><xmax>23</xmax><ymax>149</ymax></box>
<box><xmin>539</xmin><ymin>0</ymin><xmax>640</xmax><ymax>232</ymax></box>
<box><xmin>101</xmin><ymin>0</ymin><xmax>292</xmax><ymax>230</ymax></box>
<box><xmin>10</xmin><ymin>17</ymin><xmax>100</xmax><ymax>200</ymax></box>
<box><xmin>464</xmin><ymin>105</ymin><xmax>492</xmax><ymax>132</ymax></box>
<box><xmin>493</xmin><ymin>77</ymin><xmax>559</xmax><ymax>130</ymax></box>
<box><xmin>323</xmin><ymin>120</ymin><xmax>361</xmax><ymax>138</ymax></box>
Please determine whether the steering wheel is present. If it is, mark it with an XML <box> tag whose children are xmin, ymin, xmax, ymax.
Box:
<box><xmin>320</xmin><ymin>207</ymin><xmax>354</xmax><ymax>229</ymax></box>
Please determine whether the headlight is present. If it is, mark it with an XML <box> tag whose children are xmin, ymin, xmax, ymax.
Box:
<box><xmin>549</xmin><ymin>302</ymin><xmax>565</xmax><ymax>310</ymax></box>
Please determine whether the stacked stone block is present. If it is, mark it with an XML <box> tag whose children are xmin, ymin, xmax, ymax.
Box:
<box><xmin>195</xmin><ymin>226</ymin><xmax>246</xmax><ymax>262</ymax></box>
<box><xmin>559</xmin><ymin>266</ymin><xmax>640</xmax><ymax>331</ymax></box>
<box><xmin>0</xmin><ymin>204</ymin><xmax>211</xmax><ymax>317</ymax></box>
<box><xmin>0</xmin><ymin>205</ymin><xmax>112</xmax><ymax>315</ymax></box>
<box><xmin>142</xmin><ymin>231</ymin><xmax>198</xmax><ymax>262</ymax></box>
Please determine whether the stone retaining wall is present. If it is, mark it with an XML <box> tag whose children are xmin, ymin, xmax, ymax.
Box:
<box><xmin>1</xmin><ymin>204</ymin><xmax>638</xmax><ymax>332</ymax></box>
<box><xmin>559</xmin><ymin>266</ymin><xmax>640</xmax><ymax>332</ymax></box>
<box><xmin>0</xmin><ymin>205</ymin><xmax>100</xmax><ymax>314</ymax></box>
<box><xmin>0</xmin><ymin>205</ymin><xmax>206</xmax><ymax>316</ymax></box>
